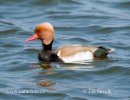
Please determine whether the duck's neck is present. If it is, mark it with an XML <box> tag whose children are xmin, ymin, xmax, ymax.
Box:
<box><xmin>42</xmin><ymin>40</ymin><xmax>53</xmax><ymax>51</ymax></box>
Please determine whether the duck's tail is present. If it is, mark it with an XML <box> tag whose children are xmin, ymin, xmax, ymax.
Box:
<box><xmin>93</xmin><ymin>46</ymin><xmax>115</xmax><ymax>59</ymax></box>
<box><xmin>108</xmin><ymin>48</ymin><xmax>115</xmax><ymax>52</ymax></box>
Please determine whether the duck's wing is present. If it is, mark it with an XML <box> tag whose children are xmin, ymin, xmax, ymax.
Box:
<box><xmin>56</xmin><ymin>44</ymin><xmax>111</xmax><ymax>61</ymax></box>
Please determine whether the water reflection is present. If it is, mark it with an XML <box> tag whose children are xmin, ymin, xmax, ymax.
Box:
<box><xmin>39</xmin><ymin>61</ymin><xmax>95</xmax><ymax>71</ymax></box>
<box><xmin>37</xmin><ymin>79</ymin><xmax>55</xmax><ymax>87</ymax></box>
<box><xmin>35</xmin><ymin>61</ymin><xmax>95</xmax><ymax>87</ymax></box>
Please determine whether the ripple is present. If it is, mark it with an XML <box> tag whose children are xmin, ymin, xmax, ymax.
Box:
<box><xmin>31</xmin><ymin>0</ymin><xmax>82</xmax><ymax>6</ymax></box>
<box><xmin>114</xmin><ymin>1</ymin><xmax>130</xmax><ymax>9</ymax></box>
<box><xmin>0</xmin><ymin>93</ymin><xmax>22</xmax><ymax>99</ymax></box>
<box><xmin>24</xmin><ymin>48</ymin><xmax>39</xmax><ymax>53</ymax></box>
<box><xmin>6</xmin><ymin>63</ymin><xmax>33</xmax><ymax>72</ymax></box>
<box><xmin>38</xmin><ymin>92</ymin><xmax>69</xmax><ymax>99</ymax></box>
<box><xmin>95</xmin><ymin>26</ymin><xmax>130</xmax><ymax>34</ymax></box>
<box><xmin>0</xmin><ymin>28</ymin><xmax>21</xmax><ymax>39</ymax></box>
<box><xmin>67</xmin><ymin>37</ymin><xmax>89</xmax><ymax>43</ymax></box>
<box><xmin>0</xmin><ymin>20</ymin><xmax>14</xmax><ymax>26</ymax></box>
<box><xmin>95</xmin><ymin>66</ymin><xmax>130</xmax><ymax>75</ymax></box>
<box><xmin>2</xmin><ymin>43</ymin><xmax>21</xmax><ymax>48</ymax></box>
<box><xmin>31</xmin><ymin>0</ymin><xmax>57</xmax><ymax>6</ymax></box>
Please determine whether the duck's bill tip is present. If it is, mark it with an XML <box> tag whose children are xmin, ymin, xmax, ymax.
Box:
<box><xmin>24</xmin><ymin>39</ymin><xmax>30</xmax><ymax>42</ymax></box>
<box><xmin>24</xmin><ymin>33</ymin><xmax>38</xmax><ymax>42</ymax></box>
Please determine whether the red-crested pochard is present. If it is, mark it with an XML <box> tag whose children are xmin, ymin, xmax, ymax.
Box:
<box><xmin>25</xmin><ymin>22</ymin><xmax>114</xmax><ymax>63</ymax></box>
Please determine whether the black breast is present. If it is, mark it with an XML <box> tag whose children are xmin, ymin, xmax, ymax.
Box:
<box><xmin>38</xmin><ymin>50</ymin><xmax>60</xmax><ymax>62</ymax></box>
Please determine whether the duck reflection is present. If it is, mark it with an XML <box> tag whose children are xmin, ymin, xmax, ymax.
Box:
<box><xmin>36</xmin><ymin>62</ymin><xmax>55</xmax><ymax>87</ymax></box>
<box><xmin>36</xmin><ymin>61</ymin><xmax>94</xmax><ymax>87</ymax></box>
<box><xmin>39</xmin><ymin>60</ymin><xmax>94</xmax><ymax>71</ymax></box>
<box><xmin>39</xmin><ymin>61</ymin><xmax>53</xmax><ymax>70</ymax></box>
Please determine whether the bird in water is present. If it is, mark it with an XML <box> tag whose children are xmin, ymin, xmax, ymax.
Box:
<box><xmin>25</xmin><ymin>22</ymin><xmax>114</xmax><ymax>63</ymax></box>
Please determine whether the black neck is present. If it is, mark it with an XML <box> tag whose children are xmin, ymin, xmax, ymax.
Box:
<box><xmin>42</xmin><ymin>40</ymin><xmax>53</xmax><ymax>50</ymax></box>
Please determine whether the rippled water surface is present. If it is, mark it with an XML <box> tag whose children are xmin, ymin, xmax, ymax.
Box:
<box><xmin>0</xmin><ymin>0</ymin><xmax>130</xmax><ymax>100</ymax></box>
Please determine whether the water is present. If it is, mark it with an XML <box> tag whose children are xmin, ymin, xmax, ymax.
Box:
<box><xmin>0</xmin><ymin>0</ymin><xmax>130</xmax><ymax>100</ymax></box>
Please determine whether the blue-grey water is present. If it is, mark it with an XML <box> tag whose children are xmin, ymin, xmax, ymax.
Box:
<box><xmin>0</xmin><ymin>0</ymin><xmax>130</xmax><ymax>100</ymax></box>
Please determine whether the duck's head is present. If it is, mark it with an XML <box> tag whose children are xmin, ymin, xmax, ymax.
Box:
<box><xmin>25</xmin><ymin>22</ymin><xmax>54</xmax><ymax>45</ymax></box>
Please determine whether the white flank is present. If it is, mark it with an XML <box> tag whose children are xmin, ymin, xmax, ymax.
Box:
<box><xmin>57</xmin><ymin>51</ymin><xmax>93</xmax><ymax>63</ymax></box>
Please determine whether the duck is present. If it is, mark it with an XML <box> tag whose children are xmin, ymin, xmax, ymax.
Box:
<box><xmin>25</xmin><ymin>22</ymin><xmax>114</xmax><ymax>63</ymax></box>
